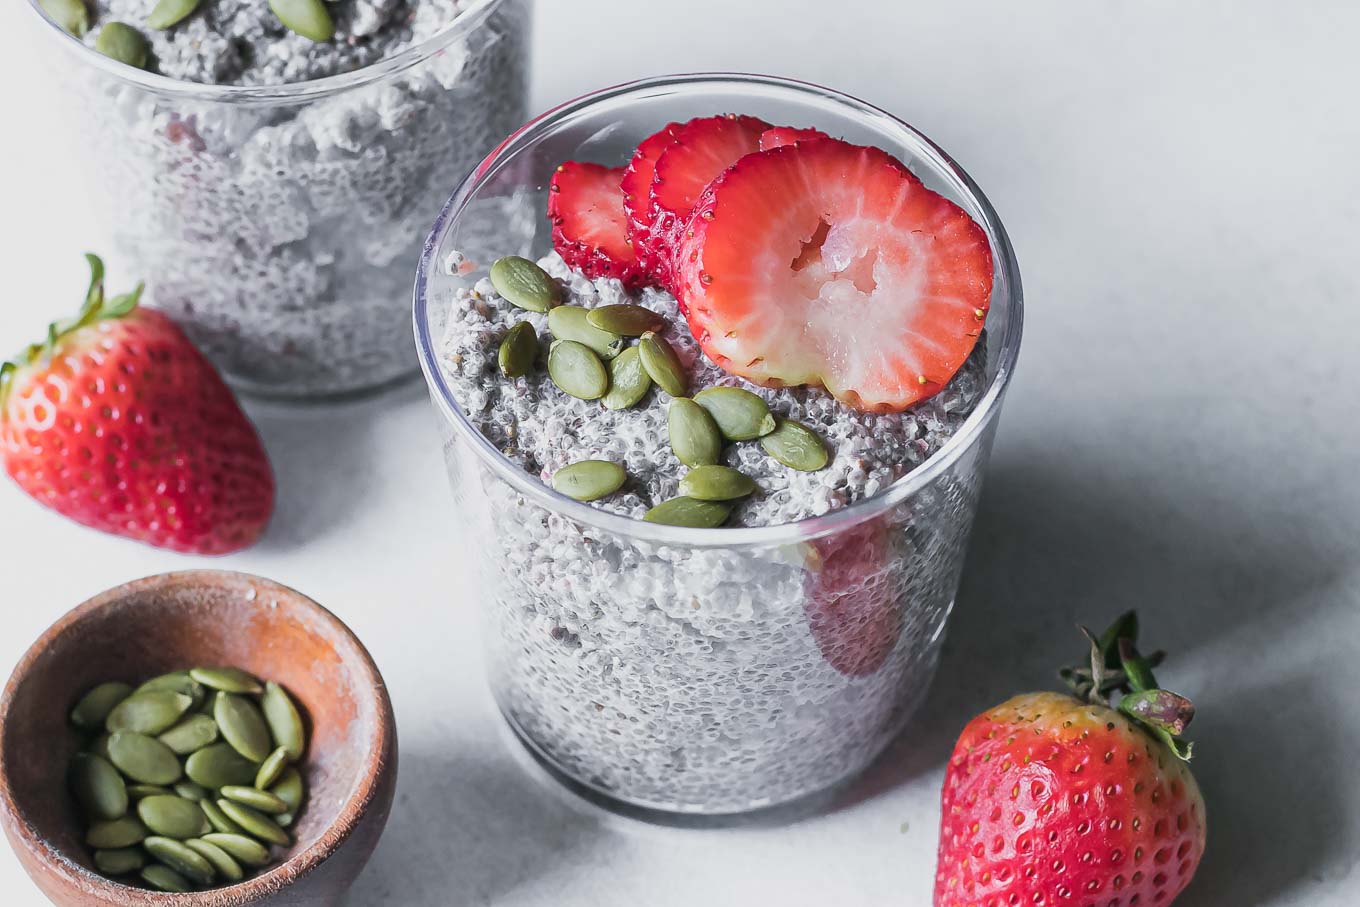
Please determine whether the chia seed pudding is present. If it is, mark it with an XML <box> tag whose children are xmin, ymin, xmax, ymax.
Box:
<box><xmin>432</xmin><ymin>253</ymin><xmax>994</xmax><ymax>811</ymax></box>
<box><xmin>39</xmin><ymin>0</ymin><xmax>531</xmax><ymax>396</ymax></box>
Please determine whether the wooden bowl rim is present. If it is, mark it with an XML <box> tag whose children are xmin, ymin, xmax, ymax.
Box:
<box><xmin>0</xmin><ymin>569</ymin><xmax>397</xmax><ymax>905</ymax></box>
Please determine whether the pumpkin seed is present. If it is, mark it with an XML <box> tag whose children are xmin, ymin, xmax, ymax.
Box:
<box><xmin>39</xmin><ymin>0</ymin><xmax>90</xmax><ymax>36</ymax></box>
<box><xmin>547</xmin><ymin>340</ymin><xmax>608</xmax><ymax>400</ymax></box>
<box><xmin>86</xmin><ymin>733</ymin><xmax>113</xmax><ymax>762</ymax></box>
<box><xmin>173</xmin><ymin>780</ymin><xmax>210</xmax><ymax>802</ymax></box>
<box><xmin>136</xmin><ymin>672</ymin><xmax>204</xmax><ymax>706</ymax></box>
<box><xmin>643</xmin><ymin>497</ymin><xmax>732</xmax><ymax>528</ymax></box>
<box><xmin>215</xmin><ymin>692</ymin><xmax>272</xmax><ymax>762</ymax></box>
<box><xmin>275</xmin><ymin>812</ymin><xmax>295</xmax><ymax>827</ymax></box>
<box><xmin>94</xmin><ymin>847</ymin><xmax>144</xmax><ymax>875</ymax></box>
<box><xmin>185</xmin><ymin>838</ymin><xmax>244</xmax><ymax>882</ymax></box>
<box><xmin>489</xmin><ymin>255</ymin><xmax>559</xmax><ymax>313</ymax></box>
<box><xmin>586</xmin><ymin>304</ymin><xmax>666</xmax><ymax>336</ymax></box>
<box><xmin>86</xmin><ymin>816</ymin><xmax>147</xmax><ymax>849</ymax></box>
<box><xmin>185</xmin><ymin>742</ymin><xmax>259</xmax><ymax>789</ymax></box>
<box><xmin>667</xmin><ymin>398</ymin><xmax>722</xmax><ymax>467</ymax></box>
<box><xmin>221</xmin><ymin>785</ymin><xmax>289</xmax><ymax>815</ymax></box>
<box><xmin>497</xmin><ymin>320</ymin><xmax>538</xmax><ymax>378</ymax></box>
<box><xmin>146</xmin><ymin>0</ymin><xmax>200</xmax><ymax>29</ymax></box>
<box><xmin>270</xmin><ymin>767</ymin><xmax>304</xmax><ymax>814</ymax></box>
<box><xmin>126</xmin><ymin>784</ymin><xmax>171</xmax><ymax>800</ymax></box>
<box><xmin>601</xmin><ymin>346</ymin><xmax>651</xmax><ymax>410</ymax></box>
<box><xmin>140</xmin><ymin>863</ymin><xmax>192</xmax><ymax>892</ymax></box>
<box><xmin>267</xmin><ymin>0</ymin><xmax>334</xmax><ymax>42</ymax></box>
<box><xmin>144</xmin><ymin>836</ymin><xmax>215</xmax><ymax>885</ymax></box>
<box><xmin>138</xmin><ymin>795</ymin><xmax>209</xmax><ymax>839</ymax></box>
<box><xmin>760</xmin><ymin>418</ymin><xmax>830</xmax><ymax>471</ymax></box>
<box><xmin>551</xmin><ymin>460</ymin><xmax>626</xmax><ymax>502</ymax></box>
<box><xmin>68</xmin><ymin>753</ymin><xmax>128</xmax><ymax>820</ymax></box>
<box><xmin>157</xmin><ymin>713</ymin><xmax>219</xmax><ymax>755</ymax></box>
<box><xmin>200</xmin><ymin>798</ymin><xmax>246</xmax><ymax>835</ymax></box>
<box><xmin>547</xmin><ymin>305</ymin><xmax>624</xmax><ymax>359</ymax></box>
<box><xmin>189</xmin><ymin>666</ymin><xmax>262</xmax><ymax>695</ymax></box>
<box><xmin>679</xmin><ymin>465</ymin><xmax>757</xmax><ymax>501</ymax></box>
<box><xmin>255</xmin><ymin>746</ymin><xmax>290</xmax><ymax>790</ymax></box>
<box><xmin>638</xmin><ymin>332</ymin><xmax>687</xmax><ymax>397</ymax></box>
<box><xmin>216</xmin><ymin>799</ymin><xmax>290</xmax><ymax>846</ymax></box>
<box><xmin>106</xmin><ymin>691</ymin><xmax>193</xmax><ymax>735</ymax></box>
<box><xmin>70</xmin><ymin>682</ymin><xmax>132</xmax><ymax>729</ymax></box>
<box><xmin>201</xmin><ymin>833</ymin><xmax>270</xmax><ymax>867</ymax></box>
<box><xmin>260</xmin><ymin>682</ymin><xmax>306</xmax><ymax>762</ymax></box>
<box><xmin>107</xmin><ymin>732</ymin><xmax>182</xmax><ymax>785</ymax></box>
<box><xmin>94</xmin><ymin>22</ymin><xmax>149</xmax><ymax>69</ymax></box>
<box><xmin>694</xmin><ymin>387</ymin><xmax>776</xmax><ymax>441</ymax></box>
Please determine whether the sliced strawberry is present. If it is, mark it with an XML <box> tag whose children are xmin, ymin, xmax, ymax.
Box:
<box><xmin>648</xmin><ymin>114</ymin><xmax>770</xmax><ymax>288</ymax></box>
<box><xmin>673</xmin><ymin>139</ymin><xmax>993</xmax><ymax>413</ymax></box>
<box><xmin>547</xmin><ymin>161</ymin><xmax>649</xmax><ymax>289</ymax></box>
<box><xmin>803</xmin><ymin>518</ymin><xmax>901</xmax><ymax>677</ymax></box>
<box><xmin>621</xmin><ymin>122</ymin><xmax>683</xmax><ymax>287</ymax></box>
<box><xmin>759</xmin><ymin>125</ymin><xmax>830</xmax><ymax>150</ymax></box>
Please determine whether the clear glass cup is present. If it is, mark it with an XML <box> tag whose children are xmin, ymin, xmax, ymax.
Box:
<box><xmin>414</xmin><ymin>74</ymin><xmax>1023</xmax><ymax>817</ymax></box>
<box><xmin>26</xmin><ymin>0</ymin><xmax>532</xmax><ymax>399</ymax></box>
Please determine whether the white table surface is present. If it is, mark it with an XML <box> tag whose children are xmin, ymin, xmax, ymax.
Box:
<box><xmin>2</xmin><ymin>1</ymin><xmax>1358</xmax><ymax>904</ymax></box>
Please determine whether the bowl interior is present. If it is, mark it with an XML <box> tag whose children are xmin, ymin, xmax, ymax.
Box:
<box><xmin>0</xmin><ymin>571</ymin><xmax>386</xmax><ymax>895</ymax></box>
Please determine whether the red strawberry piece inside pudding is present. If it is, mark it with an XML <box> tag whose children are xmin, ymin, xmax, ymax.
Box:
<box><xmin>621</xmin><ymin>121</ymin><xmax>683</xmax><ymax>287</ymax></box>
<box><xmin>758</xmin><ymin>125</ymin><xmax>831</xmax><ymax>150</ymax></box>
<box><xmin>548</xmin><ymin>161</ymin><xmax>650</xmax><ymax>289</ymax></box>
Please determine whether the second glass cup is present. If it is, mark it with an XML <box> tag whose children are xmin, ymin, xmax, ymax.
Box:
<box><xmin>415</xmin><ymin>74</ymin><xmax>1023</xmax><ymax>817</ymax></box>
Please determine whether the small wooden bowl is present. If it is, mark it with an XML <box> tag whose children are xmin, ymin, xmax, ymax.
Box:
<box><xmin>0</xmin><ymin>571</ymin><xmax>398</xmax><ymax>906</ymax></box>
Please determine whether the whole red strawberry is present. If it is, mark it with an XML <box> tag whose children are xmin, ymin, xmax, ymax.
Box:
<box><xmin>0</xmin><ymin>255</ymin><xmax>274</xmax><ymax>554</ymax></box>
<box><xmin>935</xmin><ymin>615</ymin><xmax>1206</xmax><ymax>907</ymax></box>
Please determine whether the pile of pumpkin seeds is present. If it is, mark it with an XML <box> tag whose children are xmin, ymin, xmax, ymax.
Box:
<box><xmin>66</xmin><ymin>667</ymin><xmax>308</xmax><ymax>892</ymax></box>
<box><xmin>490</xmin><ymin>256</ymin><xmax>830</xmax><ymax>528</ymax></box>
<box><xmin>40</xmin><ymin>0</ymin><xmax>334</xmax><ymax>72</ymax></box>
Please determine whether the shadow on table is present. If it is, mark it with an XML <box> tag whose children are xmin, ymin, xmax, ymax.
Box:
<box><xmin>345</xmin><ymin>746</ymin><xmax>605</xmax><ymax>906</ymax></box>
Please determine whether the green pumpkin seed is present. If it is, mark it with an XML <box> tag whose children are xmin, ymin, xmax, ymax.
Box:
<box><xmin>136</xmin><ymin>672</ymin><xmax>205</xmax><ymax>706</ymax></box>
<box><xmin>185</xmin><ymin>742</ymin><xmax>259</xmax><ymax>789</ymax></box>
<box><xmin>268</xmin><ymin>0</ymin><xmax>335</xmax><ymax>42</ymax></box>
<box><xmin>94</xmin><ymin>847</ymin><xmax>144</xmax><ymax>875</ymax></box>
<box><xmin>270</xmin><ymin>767</ymin><xmax>304</xmax><ymax>814</ymax></box>
<box><xmin>601</xmin><ymin>346</ymin><xmax>651</xmax><ymax>410</ymax></box>
<box><xmin>275</xmin><ymin>812</ymin><xmax>295</xmax><ymax>827</ymax></box>
<box><xmin>68</xmin><ymin>753</ymin><xmax>128</xmax><ymax>820</ymax></box>
<box><xmin>254</xmin><ymin>746</ymin><xmax>290</xmax><ymax>790</ymax></box>
<box><xmin>551</xmin><ymin>460</ymin><xmax>626</xmax><ymax>502</ymax></box>
<box><xmin>260</xmin><ymin>682</ymin><xmax>306</xmax><ymax>762</ymax></box>
<box><xmin>547</xmin><ymin>305</ymin><xmax>624</xmax><ymax>360</ymax></box>
<box><xmin>157</xmin><ymin>713</ymin><xmax>219</xmax><ymax>755</ymax></box>
<box><xmin>667</xmin><ymin>398</ymin><xmax>722</xmax><ymax>467</ymax></box>
<box><xmin>189</xmin><ymin>666</ymin><xmax>262</xmax><ymax>695</ymax></box>
<box><xmin>86</xmin><ymin>733</ymin><xmax>113</xmax><ymax>761</ymax></box>
<box><xmin>94</xmin><ymin>22</ymin><xmax>149</xmax><ymax>69</ymax></box>
<box><xmin>106</xmin><ymin>690</ymin><xmax>193</xmax><ymax>735</ymax></box>
<box><xmin>586</xmin><ymin>304</ymin><xmax>667</xmax><ymax>336</ymax></box>
<box><xmin>638</xmin><ymin>332</ymin><xmax>687</xmax><ymax>397</ymax></box>
<box><xmin>107</xmin><ymin>732</ymin><xmax>182</xmax><ymax>785</ymax></box>
<box><xmin>694</xmin><ymin>387</ymin><xmax>777</xmax><ymax>441</ymax></box>
<box><xmin>221</xmin><ymin>785</ymin><xmax>289</xmax><ymax>815</ymax></box>
<box><xmin>70</xmin><ymin>682</ymin><xmax>132</xmax><ymax>729</ymax></box>
<box><xmin>200</xmin><ymin>798</ymin><xmax>246</xmax><ymax>835</ymax></box>
<box><xmin>201</xmin><ymin>833</ymin><xmax>270</xmax><ymax>867</ymax></box>
<box><xmin>185</xmin><ymin>838</ymin><xmax>244</xmax><ymax>882</ymax></box>
<box><xmin>173</xmin><ymin>781</ymin><xmax>210</xmax><ymax>802</ymax></box>
<box><xmin>86</xmin><ymin>816</ymin><xmax>147</xmax><ymax>849</ymax></box>
<box><xmin>39</xmin><ymin>0</ymin><xmax>90</xmax><ymax>36</ymax></box>
<box><xmin>146</xmin><ymin>0</ymin><xmax>200</xmax><ymax>28</ymax></box>
<box><xmin>137</xmin><ymin>795</ymin><xmax>209</xmax><ymax>839</ymax></box>
<box><xmin>547</xmin><ymin>340</ymin><xmax>608</xmax><ymax>400</ymax></box>
<box><xmin>760</xmin><ymin>418</ymin><xmax>830</xmax><ymax>471</ymax></box>
<box><xmin>215</xmin><ymin>692</ymin><xmax>272</xmax><ymax>763</ymax></box>
<box><xmin>643</xmin><ymin>497</ymin><xmax>732</xmax><ymax>528</ymax></box>
<box><xmin>497</xmin><ymin>320</ymin><xmax>538</xmax><ymax>378</ymax></box>
<box><xmin>126</xmin><ymin>784</ymin><xmax>172</xmax><ymax>800</ymax></box>
<box><xmin>489</xmin><ymin>256</ymin><xmax>559</xmax><ymax>313</ymax></box>
<box><xmin>679</xmin><ymin>465</ymin><xmax>757</xmax><ymax>501</ymax></box>
<box><xmin>216</xmin><ymin>799</ymin><xmax>290</xmax><ymax>846</ymax></box>
<box><xmin>140</xmin><ymin>863</ymin><xmax>192</xmax><ymax>892</ymax></box>
<box><xmin>144</xmin><ymin>837</ymin><xmax>215</xmax><ymax>885</ymax></box>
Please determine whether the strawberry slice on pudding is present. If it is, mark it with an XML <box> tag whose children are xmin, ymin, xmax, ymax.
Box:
<box><xmin>548</xmin><ymin>161</ymin><xmax>650</xmax><ymax>289</ymax></box>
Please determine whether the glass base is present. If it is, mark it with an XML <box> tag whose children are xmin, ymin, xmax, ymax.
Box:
<box><xmin>227</xmin><ymin>365</ymin><xmax>421</xmax><ymax>404</ymax></box>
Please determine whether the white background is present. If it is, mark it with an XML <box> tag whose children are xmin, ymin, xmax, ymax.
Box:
<box><xmin>2</xmin><ymin>1</ymin><xmax>1359</xmax><ymax>904</ymax></box>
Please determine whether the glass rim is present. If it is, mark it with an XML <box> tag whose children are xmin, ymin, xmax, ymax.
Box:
<box><xmin>414</xmin><ymin>71</ymin><xmax>1025</xmax><ymax>548</ymax></box>
<box><xmin>24</xmin><ymin>0</ymin><xmax>511</xmax><ymax>104</ymax></box>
